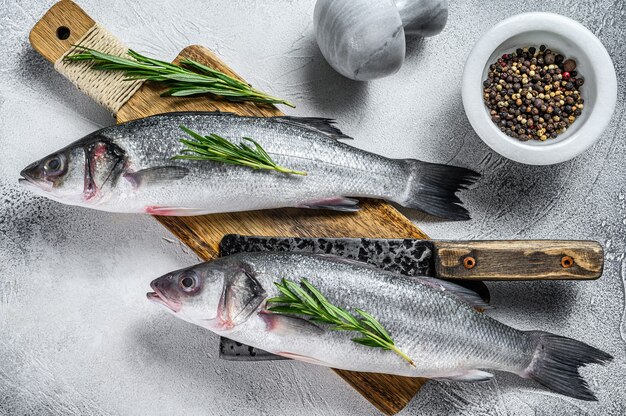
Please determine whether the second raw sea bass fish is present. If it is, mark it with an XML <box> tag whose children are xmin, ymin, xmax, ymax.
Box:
<box><xmin>19</xmin><ymin>112</ymin><xmax>478</xmax><ymax>219</ymax></box>
<box><xmin>147</xmin><ymin>252</ymin><xmax>612</xmax><ymax>401</ymax></box>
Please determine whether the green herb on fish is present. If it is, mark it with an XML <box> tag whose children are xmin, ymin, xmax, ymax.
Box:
<box><xmin>174</xmin><ymin>125</ymin><xmax>307</xmax><ymax>176</ymax></box>
<box><xmin>63</xmin><ymin>47</ymin><xmax>295</xmax><ymax>108</ymax></box>
<box><xmin>267</xmin><ymin>278</ymin><xmax>415</xmax><ymax>366</ymax></box>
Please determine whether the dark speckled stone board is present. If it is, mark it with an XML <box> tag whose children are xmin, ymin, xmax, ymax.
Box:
<box><xmin>218</xmin><ymin>234</ymin><xmax>489</xmax><ymax>361</ymax></box>
<box><xmin>220</xmin><ymin>234</ymin><xmax>436</xmax><ymax>276</ymax></box>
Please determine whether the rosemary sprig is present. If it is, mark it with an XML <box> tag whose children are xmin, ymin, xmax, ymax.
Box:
<box><xmin>173</xmin><ymin>125</ymin><xmax>307</xmax><ymax>176</ymax></box>
<box><xmin>267</xmin><ymin>278</ymin><xmax>414</xmax><ymax>367</ymax></box>
<box><xmin>63</xmin><ymin>47</ymin><xmax>295</xmax><ymax>108</ymax></box>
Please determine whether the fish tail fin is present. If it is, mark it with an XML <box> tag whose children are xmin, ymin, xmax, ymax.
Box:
<box><xmin>521</xmin><ymin>331</ymin><xmax>613</xmax><ymax>401</ymax></box>
<box><xmin>394</xmin><ymin>160</ymin><xmax>479</xmax><ymax>221</ymax></box>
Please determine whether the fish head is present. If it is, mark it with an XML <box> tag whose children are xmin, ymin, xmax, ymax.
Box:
<box><xmin>19</xmin><ymin>134</ymin><xmax>126</xmax><ymax>205</ymax></box>
<box><xmin>147</xmin><ymin>259</ymin><xmax>267</xmax><ymax>332</ymax></box>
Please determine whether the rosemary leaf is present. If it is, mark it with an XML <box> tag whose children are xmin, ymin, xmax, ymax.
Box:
<box><xmin>64</xmin><ymin>47</ymin><xmax>295</xmax><ymax>108</ymax></box>
<box><xmin>356</xmin><ymin>309</ymin><xmax>392</xmax><ymax>340</ymax></box>
<box><xmin>267</xmin><ymin>278</ymin><xmax>415</xmax><ymax>367</ymax></box>
<box><xmin>352</xmin><ymin>337</ymin><xmax>383</xmax><ymax>348</ymax></box>
<box><xmin>174</xmin><ymin>125</ymin><xmax>307</xmax><ymax>176</ymax></box>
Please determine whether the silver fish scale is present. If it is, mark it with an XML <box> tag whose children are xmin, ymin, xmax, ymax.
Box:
<box><xmin>222</xmin><ymin>252</ymin><xmax>535</xmax><ymax>378</ymax></box>
<box><xmin>97</xmin><ymin>113</ymin><xmax>407</xmax><ymax>213</ymax></box>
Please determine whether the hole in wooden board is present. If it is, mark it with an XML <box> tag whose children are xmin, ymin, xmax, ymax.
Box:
<box><xmin>463</xmin><ymin>256</ymin><xmax>476</xmax><ymax>269</ymax></box>
<box><xmin>56</xmin><ymin>26</ymin><xmax>71</xmax><ymax>40</ymax></box>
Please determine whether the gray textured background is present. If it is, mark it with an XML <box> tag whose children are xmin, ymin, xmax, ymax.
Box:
<box><xmin>1</xmin><ymin>0</ymin><xmax>624</xmax><ymax>415</ymax></box>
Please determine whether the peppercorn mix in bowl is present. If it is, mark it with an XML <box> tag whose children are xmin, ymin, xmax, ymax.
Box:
<box><xmin>483</xmin><ymin>46</ymin><xmax>584</xmax><ymax>142</ymax></box>
<box><xmin>462</xmin><ymin>12</ymin><xmax>616</xmax><ymax>165</ymax></box>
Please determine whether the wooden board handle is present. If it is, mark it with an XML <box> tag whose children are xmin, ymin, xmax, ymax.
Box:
<box><xmin>30</xmin><ymin>1</ymin><xmax>144</xmax><ymax>114</ymax></box>
<box><xmin>29</xmin><ymin>0</ymin><xmax>94</xmax><ymax>63</ymax></box>
<box><xmin>433</xmin><ymin>240</ymin><xmax>603</xmax><ymax>280</ymax></box>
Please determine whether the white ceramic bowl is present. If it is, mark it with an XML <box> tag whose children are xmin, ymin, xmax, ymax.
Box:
<box><xmin>462</xmin><ymin>12</ymin><xmax>617</xmax><ymax>165</ymax></box>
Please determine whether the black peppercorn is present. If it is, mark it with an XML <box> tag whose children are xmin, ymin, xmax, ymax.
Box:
<box><xmin>563</xmin><ymin>59</ymin><xmax>576</xmax><ymax>72</ymax></box>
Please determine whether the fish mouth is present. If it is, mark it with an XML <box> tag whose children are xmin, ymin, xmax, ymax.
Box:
<box><xmin>18</xmin><ymin>177</ymin><xmax>33</xmax><ymax>186</ymax></box>
<box><xmin>19</xmin><ymin>167</ymin><xmax>53</xmax><ymax>192</ymax></box>
<box><xmin>147</xmin><ymin>286</ymin><xmax>182</xmax><ymax>313</ymax></box>
<box><xmin>19</xmin><ymin>176</ymin><xmax>53</xmax><ymax>193</ymax></box>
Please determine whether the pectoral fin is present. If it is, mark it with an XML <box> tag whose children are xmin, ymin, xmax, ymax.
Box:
<box><xmin>259</xmin><ymin>312</ymin><xmax>324</xmax><ymax>336</ymax></box>
<box><xmin>124</xmin><ymin>166</ymin><xmax>189</xmax><ymax>188</ymax></box>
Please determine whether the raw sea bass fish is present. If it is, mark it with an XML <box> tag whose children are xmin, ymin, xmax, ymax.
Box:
<box><xmin>147</xmin><ymin>252</ymin><xmax>612</xmax><ymax>401</ymax></box>
<box><xmin>19</xmin><ymin>112</ymin><xmax>478</xmax><ymax>219</ymax></box>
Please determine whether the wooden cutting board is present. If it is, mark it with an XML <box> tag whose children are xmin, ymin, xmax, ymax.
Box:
<box><xmin>30</xmin><ymin>1</ymin><xmax>431</xmax><ymax>413</ymax></box>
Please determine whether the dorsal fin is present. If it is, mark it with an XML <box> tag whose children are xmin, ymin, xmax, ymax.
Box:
<box><xmin>126</xmin><ymin>111</ymin><xmax>352</xmax><ymax>140</ymax></box>
<box><xmin>272</xmin><ymin>116</ymin><xmax>353</xmax><ymax>140</ymax></box>
<box><xmin>414</xmin><ymin>277</ymin><xmax>492</xmax><ymax>311</ymax></box>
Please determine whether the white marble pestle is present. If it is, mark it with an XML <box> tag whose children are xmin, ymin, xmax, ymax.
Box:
<box><xmin>314</xmin><ymin>0</ymin><xmax>448</xmax><ymax>81</ymax></box>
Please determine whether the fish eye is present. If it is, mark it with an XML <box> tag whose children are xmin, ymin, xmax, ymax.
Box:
<box><xmin>44</xmin><ymin>154</ymin><xmax>66</xmax><ymax>175</ymax></box>
<box><xmin>179</xmin><ymin>273</ymin><xmax>197</xmax><ymax>292</ymax></box>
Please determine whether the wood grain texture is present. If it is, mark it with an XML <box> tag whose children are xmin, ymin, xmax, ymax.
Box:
<box><xmin>434</xmin><ymin>240</ymin><xmax>604</xmax><ymax>280</ymax></box>
<box><xmin>29</xmin><ymin>2</ymin><xmax>429</xmax><ymax>414</ymax></box>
